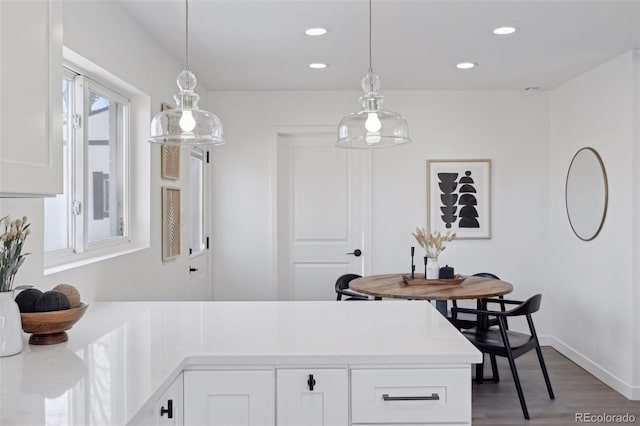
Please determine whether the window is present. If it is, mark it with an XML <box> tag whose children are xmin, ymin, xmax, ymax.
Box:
<box><xmin>45</xmin><ymin>63</ymin><xmax>130</xmax><ymax>267</ymax></box>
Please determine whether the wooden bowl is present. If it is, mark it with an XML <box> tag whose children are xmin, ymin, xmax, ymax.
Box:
<box><xmin>20</xmin><ymin>303</ymin><xmax>88</xmax><ymax>345</ymax></box>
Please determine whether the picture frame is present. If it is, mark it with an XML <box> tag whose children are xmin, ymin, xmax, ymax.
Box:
<box><xmin>162</xmin><ymin>186</ymin><xmax>181</xmax><ymax>261</ymax></box>
<box><xmin>427</xmin><ymin>159</ymin><xmax>491</xmax><ymax>239</ymax></box>
<box><xmin>160</xmin><ymin>102</ymin><xmax>180</xmax><ymax>180</ymax></box>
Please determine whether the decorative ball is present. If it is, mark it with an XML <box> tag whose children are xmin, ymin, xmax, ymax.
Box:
<box><xmin>53</xmin><ymin>284</ymin><xmax>81</xmax><ymax>308</ymax></box>
<box><xmin>34</xmin><ymin>291</ymin><xmax>70</xmax><ymax>312</ymax></box>
<box><xmin>15</xmin><ymin>288</ymin><xmax>44</xmax><ymax>313</ymax></box>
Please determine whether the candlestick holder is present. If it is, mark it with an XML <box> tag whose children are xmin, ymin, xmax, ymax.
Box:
<box><xmin>410</xmin><ymin>246</ymin><xmax>415</xmax><ymax>279</ymax></box>
<box><xmin>424</xmin><ymin>256</ymin><xmax>428</xmax><ymax>279</ymax></box>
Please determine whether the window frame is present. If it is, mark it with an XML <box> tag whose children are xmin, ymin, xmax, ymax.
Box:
<box><xmin>44</xmin><ymin>52</ymin><xmax>147</xmax><ymax>273</ymax></box>
<box><xmin>76</xmin><ymin>74</ymin><xmax>131</xmax><ymax>251</ymax></box>
<box><xmin>44</xmin><ymin>68</ymin><xmax>77</xmax><ymax>258</ymax></box>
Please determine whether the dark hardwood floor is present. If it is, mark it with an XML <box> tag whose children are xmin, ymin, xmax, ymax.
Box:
<box><xmin>472</xmin><ymin>347</ymin><xmax>640</xmax><ymax>425</ymax></box>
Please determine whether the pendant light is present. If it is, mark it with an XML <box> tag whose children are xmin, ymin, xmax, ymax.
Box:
<box><xmin>148</xmin><ymin>0</ymin><xmax>224</xmax><ymax>146</ymax></box>
<box><xmin>336</xmin><ymin>0</ymin><xmax>411</xmax><ymax>149</ymax></box>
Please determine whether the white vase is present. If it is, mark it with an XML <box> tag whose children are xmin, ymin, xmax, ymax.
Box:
<box><xmin>0</xmin><ymin>291</ymin><xmax>24</xmax><ymax>357</ymax></box>
<box><xmin>426</xmin><ymin>257</ymin><xmax>440</xmax><ymax>279</ymax></box>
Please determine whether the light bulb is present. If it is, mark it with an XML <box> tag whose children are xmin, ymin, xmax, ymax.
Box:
<box><xmin>179</xmin><ymin>110</ymin><xmax>196</xmax><ymax>132</ymax></box>
<box><xmin>365</xmin><ymin>112</ymin><xmax>382</xmax><ymax>132</ymax></box>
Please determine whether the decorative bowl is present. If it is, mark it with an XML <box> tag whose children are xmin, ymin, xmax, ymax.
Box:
<box><xmin>20</xmin><ymin>303</ymin><xmax>88</xmax><ymax>345</ymax></box>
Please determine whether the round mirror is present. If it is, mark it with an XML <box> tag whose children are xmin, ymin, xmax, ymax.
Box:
<box><xmin>565</xmin><ymin>147</ymin><xmax>608</xmax><ymax>241</ymax></box>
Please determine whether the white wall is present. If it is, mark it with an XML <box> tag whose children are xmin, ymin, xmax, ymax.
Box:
<box><xmin>0</xmin><ymin>1</ymin><xmax>209</xmax><ymax>302</ymax></box>
<box><xmin>634</xmin><ymin>52</ymin><xmax>640</xmax><ymax>398</ymax></box>
<box><xmin>208</xmin><ymin>89</ymin><xmax>551</xmax><ymax>331</ymax></box>
<box><xmin>549</xmin><ymin>51</ymin><xmax>639</xmax><ymax>399</ymax></box>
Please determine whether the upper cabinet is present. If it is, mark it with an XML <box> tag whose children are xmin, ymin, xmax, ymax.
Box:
<box><xmin>0</xmin><ymin>0</ymin><xmax>62</xmax><ymax>197</ymax></box>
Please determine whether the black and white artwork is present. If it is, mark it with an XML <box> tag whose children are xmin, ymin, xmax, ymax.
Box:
<box><xmin>427</xmin><ymin>159</ymin><xmax>491</xmax><ymax>239</ymax></box>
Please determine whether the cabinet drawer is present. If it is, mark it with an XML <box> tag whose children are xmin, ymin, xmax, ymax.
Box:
<box><xmin>350</xmin><ymin>368</ymin><xmax>470</xmax><ymax>424</ymax></box>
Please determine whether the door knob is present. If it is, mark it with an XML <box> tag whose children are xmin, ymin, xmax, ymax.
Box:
<box><xmin>346</xmin><ymin>249</ymin><xmax>362</xmax><ymax>257</ymax></box>
<box><xmin>189</xmin><ymin>267</ymin><xmax>199</xmax><ymax>272</ymax></box>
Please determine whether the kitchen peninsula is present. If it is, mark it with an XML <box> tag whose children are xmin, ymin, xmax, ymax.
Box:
<box><xmin>0</xmin><ymin>301</ymin><xmax>481</xmax><ymax>425</ymax></box>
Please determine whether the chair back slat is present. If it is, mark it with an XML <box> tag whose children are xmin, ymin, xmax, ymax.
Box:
<box><xmin>473</xmin><ymin>272</ymin><xmax>500</xmax><ymax>280</ymax></box>
<box><xmin>335</xmin><ymin>274</ymin><xmax>362</xmax><ymax>291</ymax></box>
<box><xmin>508</xmin><ymin>294</ymin><xmax>542</xmax><ymax>316</ymax></box>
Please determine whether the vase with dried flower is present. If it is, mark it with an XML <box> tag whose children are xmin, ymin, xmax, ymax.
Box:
<box><xmin>412</xmin><ymin>227</ymin><xmax>456</xmax><ymax>279</ymax></box>
<box><xmin>0</xmin><ymin>215</ymin><xmax>31</xmax><ymax>357</ymax></box>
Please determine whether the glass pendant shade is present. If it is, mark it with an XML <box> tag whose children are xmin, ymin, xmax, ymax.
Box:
<box><xmin>149</xmin><ymin>70</ymin><xmax>224</xmax><ymax>146</ymax></box>
<box><xmin>337</xmin><ymin>72</ymin><xmax>410</xmax><ymax>149</ymax></box>
<box><xmin>336</xmin><ymin>0</ymin><xmax>411</xmax><ymax>149</ymax></box>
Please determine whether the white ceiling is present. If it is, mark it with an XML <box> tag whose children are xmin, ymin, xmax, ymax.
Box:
<box><xmin>116</xmin><ymin>0</ymin><xmax>640</xmax><ymax>91</ymax></box>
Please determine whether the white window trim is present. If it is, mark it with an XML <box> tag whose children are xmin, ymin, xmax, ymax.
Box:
<box><xmin>78</xmin><ymin>75</ymin><xmax>130</xmax><ymax>252</ymax></box>
<box><xmin>44</xmin><ymin>47</ymin><xmax>150</xmax><ymax>275</ymax></box>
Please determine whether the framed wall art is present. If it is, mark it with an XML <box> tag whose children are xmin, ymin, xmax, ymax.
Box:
<box><xmin>427</xmin><ymin>159</ymin><xmax>491</xmax><ymax>239</ymax></box>
<box><xmin>162</xmin><ymin>186</ymin><xmax>181</xmax><ymax>261</ymax></box>
<box><xmin>160</xmin><ymin>102</ymin><xmax>180</xmax><ymax>180</ymax></box>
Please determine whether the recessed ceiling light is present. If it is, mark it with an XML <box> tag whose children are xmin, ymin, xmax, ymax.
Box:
<box><xmin>305</xmin><ymin>28</ymin><xmax>328</xmax><ymax>36</ymax></box>
<box><xmin>456</xmin><ymin>62</ymin><xmax>477</xmax><ymax>70</ymax></box>
<box><xmin>309</xmin><ymin>63</ymin><xmax>328</xmax><ymax>69</ymax></box>
<box><xmin>493</xmin><ymin>26</ymin><xmax>517</xmax><ymax>35</ymax></box>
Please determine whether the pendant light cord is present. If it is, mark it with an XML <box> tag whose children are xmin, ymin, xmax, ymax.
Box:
<box><xmin>368</xmin><ymin>0</ymin><xmax>373</xmax><ymax>73</ymax></box>
<box><xmin>185</xmin><ymin>0</ymin><xmax>190</xmax><ymax>71</ymax></box>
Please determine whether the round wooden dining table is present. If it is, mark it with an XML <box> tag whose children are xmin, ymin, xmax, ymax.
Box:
<box><xmin>349</xmin><ymin>274</ymin><xmax>513</xmax><ymax>316</ymax></box>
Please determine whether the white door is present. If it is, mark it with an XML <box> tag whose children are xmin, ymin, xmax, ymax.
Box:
<box><xmin>276</xmin><ymin>368</ymin><xmax>348</xmax><ymax>426</ymax></box>
<box><xmin>184</xmin><ymin>370</ymin><xmax>274</xmax><ymax>426</ymax></box>
<box><xmin>277</xmin><ymin>131</ymin><xmax>371</xmax><ymax>300</ymax></box>
<box><xmin>188</xmin><ymin>148</ymin><xmax>211</xmax><ymax>300</ymax></box>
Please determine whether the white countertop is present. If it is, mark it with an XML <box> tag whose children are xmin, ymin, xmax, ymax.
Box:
<box><xmin>0</xmin><ymin>300</ymin><xmax>481</xmax><ymax>425</ymax></box>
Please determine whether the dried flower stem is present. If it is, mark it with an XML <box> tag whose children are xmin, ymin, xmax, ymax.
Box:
<box><xmin>0</xmin><ymin>215</ymin><xmax>31</xmax><ymax>292</ymax></box>
<box><xmin>411</xmin><ymin>227</ymin><xmax>456</xmax><ymax>259</ymax></box>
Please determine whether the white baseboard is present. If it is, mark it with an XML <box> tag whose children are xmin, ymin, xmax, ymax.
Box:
<box><xmin>545</xmin><ymin>335</ymin><xmax>639</xmax><ymax>400</ymax></box>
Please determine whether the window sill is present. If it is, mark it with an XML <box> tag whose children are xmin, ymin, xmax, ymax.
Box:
<box><xmin>44</xmin><ymin>241</ymin><xmax>149</xmax><ymax>276</ymax></box>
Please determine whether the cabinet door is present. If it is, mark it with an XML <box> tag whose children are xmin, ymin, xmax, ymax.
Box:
<box><xmin>276</xmin><ymin>368</ymin><xmax>347</xmax><ymax>426</ymax></box>
<box><xmin>155</xmin><ymin>374</ymin><xmax>184</xmax><ymax>426</ymax></box>
<box><xmin>0</xmin><ymin>0</ymin><xmax>63</xmax><ymax>197</ymax></box>
<box><xmin>184</xmin><ymin>370</ymin><xmax>274</xmax><ymax>426</ymax></box>
<box><xmin>128</xmin><ymin>374</ymin><xmax>183</xmax><ymax>426</ymax></box>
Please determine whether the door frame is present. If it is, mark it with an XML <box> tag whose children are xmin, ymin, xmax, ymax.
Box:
<box><xmin>188</xmin><ymin>147</ymin><xmax>213</xmax><ymax>300</ymax></box>
<box><xmin>269</xmin><ymin>126</ymin><xmax>373</xmax><ymax>300</ymax></box>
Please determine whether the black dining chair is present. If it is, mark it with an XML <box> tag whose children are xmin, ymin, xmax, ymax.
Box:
<box><xmin>449</xmin><ymin>272</ymin><xmax>504</xmax><ymax>330</ymax></box>
<box><xmin>449</xmin><ymin>273</ymin><xmax>507</xmax><ymax>383</ymax></box>
<box><xmin>334</xmin><ymin>274</ymin><xmax>370</xmax><ymax>301</ymax></box>
<box><xmin>452</xmin><ymin>294</ymin><xmax>555</xmax><ymax>420</ymax></box>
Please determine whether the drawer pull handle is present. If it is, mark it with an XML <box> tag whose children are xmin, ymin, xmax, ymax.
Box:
<box><xmin>382</xmin><ymin>393</ymin><xmax>440</xmax><ymax>401</ymax></box>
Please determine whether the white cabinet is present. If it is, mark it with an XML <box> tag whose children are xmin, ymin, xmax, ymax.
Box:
<box><xmin>350</xmin><ymin>368</ymin><xmax>470</xmax><ymax>425</ymax></box>
<box><xmin>276</xmin><ymin>368</ymin><xmax>348</xmax><ymax>426</ymax></box>
<box><xmin>134</xmin><ymin>367</ymin><xmax>471</xmax><ymax>426</ymax></box>
<box><xmin>184</xmin><ymin>370</ymin><xmax>274</xmax><ymax>426</ymax></box>
<box><xmin>128</xmin><ymin>373</ymin><xmax>183</xmax><ymax>426</ymax></box>
<box><xmin>0</xmin><ymin>0</ymin><xmax>63</xmax><ymax>197</ymax></box>
<box><xmin>155</xmin><ymin>374</ymin><xmax>184</xmax><ymax>426</ymax></box>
